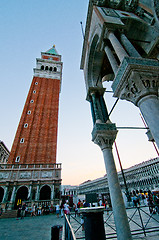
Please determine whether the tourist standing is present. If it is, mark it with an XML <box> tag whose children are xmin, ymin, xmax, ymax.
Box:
<box><xmin>56</xmin><ymin>203</ymin><xmax>60</xmax><ymax>218</ymax></box>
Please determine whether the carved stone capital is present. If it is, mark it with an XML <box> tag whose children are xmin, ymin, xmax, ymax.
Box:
<box><xmin>92</xmin><ymin>122</ymin><xmax>117</xmax><ymax>150</ymax></box>
<box><xmin>112</xmin><ymin>57</ymin><xmax>159</xmax><ymax>105</ymax></box>
<box><xmin>120</xmin><ymin>71</ymin><xmax>158</xmax><ymax>105</ymax></box>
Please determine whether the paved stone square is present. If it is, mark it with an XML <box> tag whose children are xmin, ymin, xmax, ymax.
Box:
<box><xmin>0</xmin><ymin>214</ymin><xmax>64</xmax><ymax>240</ymax></box>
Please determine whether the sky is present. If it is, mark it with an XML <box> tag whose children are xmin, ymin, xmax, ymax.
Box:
<box><xmin>0</xmin><ymin>0</ymin><xmax>158</xmax><ymax>186</ymax></box>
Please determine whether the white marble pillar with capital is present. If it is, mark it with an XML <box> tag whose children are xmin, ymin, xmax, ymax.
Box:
<box><xmin>112</xmin><ymin>59</ymin><xmax>159</xmax><ymax>149</ymax></box>
<box><xmin>10</xmin><ymin>186</ymin><xmax>16</xmax><ymax>203</ymax></box>
<box><xmin>51</xmin><ymin>185</ymin><xmax>54</xmax><ymax>200</ymax></box>
<box><xmin>92</xmin><ymin>122</ymin><xmax>132</xmax><ymax>240</ymax></box>
<box><xmin>2</xmin><ymin>186</ymin><xmax>8</xmax><ymax>203</ymax></box>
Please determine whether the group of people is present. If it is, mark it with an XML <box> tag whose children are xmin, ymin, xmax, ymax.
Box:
<box><xmin>16</xmin><ymin>203</ymin><xmax>51</xmax><ymax>219</ymax></box>
<box><xmin>130</xmin><ymin>190</ymin><xmax>159</xmax><ymax>214</ymax></box>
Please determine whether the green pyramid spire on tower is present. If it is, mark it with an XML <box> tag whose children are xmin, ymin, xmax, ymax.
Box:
<box><xmin>46</xmin><ymin>45</ymin><xmax>58</xmax><ymax>55</ymax></box>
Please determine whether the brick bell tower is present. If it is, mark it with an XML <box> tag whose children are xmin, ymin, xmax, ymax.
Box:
<box><xmin>0</xmin><ymin>46</ymin><xmax>62</xmax><ymax>210</ymax></box>
<box><xmin>8</xmin><ymin>45</ymin><xmax>62</xmax><ymax>165</ymax></box>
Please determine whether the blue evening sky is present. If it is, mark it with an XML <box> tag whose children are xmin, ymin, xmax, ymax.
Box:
<box><xmin>0</xmin><ymin>0</ymin><xmax>157</xmax><ymax>185</ymax></box>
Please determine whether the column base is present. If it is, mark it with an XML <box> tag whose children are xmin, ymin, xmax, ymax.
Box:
<box><xmin>80</xmin><ymin>207</ymin><xmax>105</xmax><ymax>240</ymax></box>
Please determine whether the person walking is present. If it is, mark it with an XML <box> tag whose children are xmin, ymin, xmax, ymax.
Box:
<box><xmin>56</xmin><ymin>203</ymin><xmax>60</xmax><ymax>218</ymax></box>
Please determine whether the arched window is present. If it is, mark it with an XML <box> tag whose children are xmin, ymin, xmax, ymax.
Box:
<box><xmin>50</xmin><ymin>67</ymin><xmax>52</xmax><ymax>71</ymax></box>
<box><xmin>41</xmin><ymin>65</ymin><xmax>44</xmax><ymax>70</ymax></box>
<box><xmin>20</xmin><ymin>138</ymin><xmax>24</xmax><ymax>143</ymax></box>
<box><xmin>45</xmin><ymin>66</ymin><xmax>48</xmax><ymax>70</ymax></box>
<box><xmin>54</xmin><ymin>67</ymin><xmax>57</xmax><ymax>72</ymax></box>
<box><xmin>15</xmin><ymin>156</ymin><xmax>20</xmax><ymax>162</ymax></box>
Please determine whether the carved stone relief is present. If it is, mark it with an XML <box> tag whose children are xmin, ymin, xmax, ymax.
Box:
<box><xmin>19</xmin><ymin>172</ymin><xmax>31</xmax><ymax>179</ymax></box>
<box><xmin>0</xmin><ymin>172</ymin><xmax>9</xmax><ymax>179</ymax></box>
<box><xmin>120</xmin><ymin>71</ymin><xmax>159</xmax><ymax>105</ymax></box>
<box><xmin>41</xmin><ymin>171</ymin><xmax>52</xmax><ymax>178</ymax></box>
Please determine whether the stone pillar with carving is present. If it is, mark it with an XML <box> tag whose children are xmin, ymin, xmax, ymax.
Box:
<box><xmin>28</xmin><ymin>184</ymin><xmax>32</xmax><ymax>201</ymax></box>
<box><xmin>8</xmin><ymin>185</ymin><xmax>17</xmax><ymax>210</ymax></box>
<box><xmin>2</xmin><ymin>186</ymin><xmax>8</xmax><ymax>203</ymax></box>
<box><xmin>92</xmin><ymin>122</ymin><xmax>132</xmax><ymax>240</ymax></box>
<box><xmin>51</xmin><ymin>184</ymin><xmax>54</xmax><ymax>201</ymax></box>
<box><xmin>35</xmin><ymin>184</ymin><xmax>40</xmax><ymax>201</ymax></box>
<box><xmin>112</xmin><ymin>57</ymin><xmax>159</xmax><ymax>148</ymax></box>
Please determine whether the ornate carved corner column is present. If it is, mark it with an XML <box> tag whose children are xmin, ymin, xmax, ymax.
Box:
<box><xmin>112</xmin><ymin>57</ymin><xmax>159</xmax><ymax>148</ymax></box>
<box><xmin>2</xmin><ymin>185</ymin><xmax>8</xmax><ymax>203</ymax></box>
<box><xmin>92</xmin><ymin>122</ymin><xmax>132</xmax><ymax>240</ymax></box>
<box><xmin>51</xmin><ymin>184</ymin><xmax>54</xmax><ymax>201</ymax></box>
<box><xmin>27</xmin><ymin>184</ymin><xmax>32</xmax><ymax>201</ymax></box>
<box><xmin>35</xmin><ymin>184</ymin><xmax>40</xmax><ymax>201</ymax></box>
<box><xmin>8</xmin><ymin>184</ymin><xmax>17</xmax><ymax>210</ymax></box>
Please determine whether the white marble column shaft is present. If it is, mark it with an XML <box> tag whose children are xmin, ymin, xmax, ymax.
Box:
<box><xmin>104</xmin><ymin>46</ymin><xmax>118</xmax><ymax>74</ymax></box>
<box><xmin>10</xmin><ymin>186</ymin><xmax>16</xmax><ymax>202</ymax></box>
<box><xmin>51</xmin><ymin>185</ymin><xmax>54</xmax><ymax>200</ymax></box>
<box><xmin>138</xmin><ymin>95</ymin><xmax>159</xmax><ymax>148</ymax></box>
<box><xmin>108</xmin><ymin>32</ymin><xmax>128</xmax><ymax>62</ymax></box>
<box><xmin>2</xmin><ymin>186</ymin><xmax>8</xmax><ymax>203</ymax></box>
<box><xmin>102</xmin><ymin>147</ymin><xmax>132</xmax><ymax>240</ymax></box>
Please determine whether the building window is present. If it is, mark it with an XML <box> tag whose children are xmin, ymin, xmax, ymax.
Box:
<box><xmin>33</xmin><ymin>90</ymin><xmax>36</xmax><ymax>94</ymax></box>
<box><xmin>15</xmin><ymin>156</ymin><xmax>20</xmax><ymax>162</ymax></box>
<box><xmin>27</xmin><ymin>110</ymin><xmax>31</xmax><ymax>115</ymax></box>
<box><xmin>54</xmin><ymin>67</ymin><xmax>57</xmax><ymax>72</ymax></box>
<box><xmin>41</xmin><ymin>65</ymin><xmax>44</xmax><ymax>70</ymax></box>
<box><xmin>24</xmin><ymin>123</ymin><xmax>28</xmax><ymax>128</ymax></box>
<box><xmin>35</xmin><ymin>82</ymin><xmax>38</xmax><ymax>85</ymax></box>
<box><xmin>30</xmin><ymin>100</ymin><xmax>34</xmax><ymax>103</ymax></box>
<box><xmin>45</xmin><ymin>66</ymin><xmax>48</xmax><ymax>70</ymax></box>
<box><xmin>20</xmin><ymin>138</ymin><xmax>24</xmax><ymax>143</ymax></box>
<box><xmin>50</xmin><ymin>67</ymin><xmax>52</xmax><ymax>71</ymax></box>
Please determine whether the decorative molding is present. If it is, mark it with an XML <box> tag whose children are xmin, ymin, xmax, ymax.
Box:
<box><xmin>0</xmin><ymin>172</ymin><xmax>9</xmax><ymax>179</ymax></box>
<box><xmin>41</xmin><ymin>171</ymin><xmax>52</xmax><ymax>178</ymax></box>
<box><xmin>92</xmin><ymin>123</ymin><xmax>117</xmax><ymax>150</ymax></box>
<box><xmin>119</xmin><ymin>71</ymin><xmax>159</xmax><ymax>105</ymax></box>
<box><xmin>112</xmin><ymin>57</ymin><xmax>159</xmax><ymax>105</ymax></box>
<box><xmin>19</xmin><ymin>172</ymin><xmax>31</xmax><ymax>179</ymax></box>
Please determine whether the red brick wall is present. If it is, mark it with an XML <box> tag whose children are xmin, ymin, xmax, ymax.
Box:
<box><xmin>8</xmin><ymin>76</ymin><xmax>60</xmax><ymax>164</ymax></box>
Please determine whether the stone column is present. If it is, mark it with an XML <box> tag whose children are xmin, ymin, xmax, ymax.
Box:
<box><xmin>2</xmin><ymin>186</ymin><xmax>8</xmax><ymax>203</ymax></box>
<box><xmin>104</xmin><ymin>45</ymin><xmax>118</xmax><ymax>74</ymax></box>
<box><xmin>28</xmin><ymin>185</ymin><xmax>32</xmax><ymax>200</ymax></box>
<box><xmin>138</xmin><ymin>95</ymin><xmax>159</xmax><ymax>147</ymax></box>
<box><xmin>91</xmin><ymin>92</ymin><xmax>102</xmax><ymax>123</ymax></box>
<box><xmin>51</xmin><ymin>184</ymin><xmax>54</xmax><ymax>200</ymax></box>
<box><xmin>35</xmin><ymin>185</ymin><xmax>40</xmax><ymax>201</ymax></box>
<box><xmin>10</xmin><ymin>186</ymin><xmax>16</xmax><ymax>203</ymax></box>
<box><xmin>92</xmin><ymin>122</ymin><xmax>132</xmax><ymax>240</ymax></box>
<box><xmin>107</xmin><ymin>31</ymin><xmax>128</xmax><ymax>62</ymax></box>
<box><xmin>120</xmin><ymin>33</ymin><xmax>141</xmax><ymax>58</ymax></box>
<box><xmin>8</xmin><ymin>185</ymin><xmax>17</xmax><ymax>210</ymax></box>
